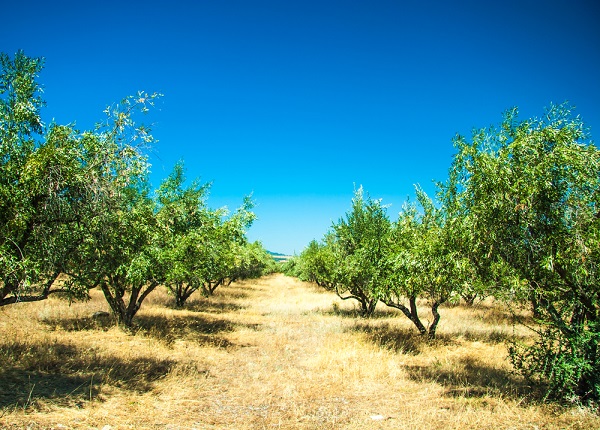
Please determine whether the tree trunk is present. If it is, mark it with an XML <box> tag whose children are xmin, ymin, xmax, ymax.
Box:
<box><xmin>333</xmin><ymin>286</ymin><xmax>377</xmax><ymax>318</ymax></box>
<box><xmin>461</xmin><ymin>292</ymin><xmax>477</xmax><ymax>306</ymax></box>
<box><xmin>360</xmin><ymin>297</ymin><xmax>377</xmax><ymax>318</ymax></box>
<box><xmin>174</xmin><ymin>283</ymin><xmax>197</xmax><ymax>308</ymax></box>
<box><xmin>428</xmin><ymin>301</ymin><xmax>442</xmax><ymax>339</ymax></box>
<box><xmin>209</xmin><ymin>279</ymin><xmax>223</xmax><ymax>295</ymax></box>
<box><xmin>174</xmin><ymin>283</ymin><xmax>185</xmax><ymax>308</ymax></box>
<box><xmin>100</xmin><ymin>281</ymin><xmax>133</xmax><ymax>328</ymax></box>
<box><xmin>0</xmin><ymin>272</ymin><xmax>64</xmax><ymax>306</ymax></box>
<box><xmin>383</xmin><ymin>296</ymin><xmax>427</xmax><ymax>336</ymax></box>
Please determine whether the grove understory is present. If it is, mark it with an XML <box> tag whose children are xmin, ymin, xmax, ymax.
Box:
<box><xmin>1</xmin><ymin>274</ymin><xmax>598</xmax><ymax>429</ymax></box>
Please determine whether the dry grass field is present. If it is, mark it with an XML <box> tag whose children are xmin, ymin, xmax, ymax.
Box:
<box><xmin>1</xmin><ymin>273</ymin><xmax>598</xmax><ymax>429</ymax></box>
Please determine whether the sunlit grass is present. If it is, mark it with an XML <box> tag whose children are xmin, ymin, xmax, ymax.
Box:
<box><xmin>0</xmin><ymin>274</ymin><xmax>597</xmax><ymax>429</ymax></box>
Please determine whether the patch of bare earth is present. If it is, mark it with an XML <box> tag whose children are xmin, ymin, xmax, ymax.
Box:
<box><xmin>1</xmin><ymin>274</ymin><xmax>598</xmax><ymax>429</ymax></box>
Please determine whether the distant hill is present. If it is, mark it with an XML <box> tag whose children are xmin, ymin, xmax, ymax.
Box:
<box><xmin>268</xmin><ymin>251</ymin><xmax>292</xmax><ymax>262</ymax></box>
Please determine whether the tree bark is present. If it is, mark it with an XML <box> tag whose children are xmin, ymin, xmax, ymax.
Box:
<box><xmin>428</xmin><ymin>301</ymin><xmax>441</xmax><ymax>339</ymax></box>
<box><xmin>0</xmin><ymin>273</ymin><xmax>67</xmax><ymax>306</ymax></box>
<box><xmin>383</xmin><ymin>296</ymin><xmax>427</xmax><ymax>336</ymax></box>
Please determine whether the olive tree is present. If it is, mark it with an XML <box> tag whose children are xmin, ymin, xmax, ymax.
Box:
<box><xmin>451</xmin><ymin>104</ymin><xmax>600</xmax><ymax>402</ymax></box>
<box><xmin>227</xmin><ymin>241</ymin><xmax>277</xmax><ymax>284</ymax></box>
<box><xmin>380</xmin><ymin>187</ymin><xmax>471</xmax><ymax>338</ymax></box>
<box><xmin>325</xmin><ymin>187</ymin><xmax>391</xmax><ymax>317</ymax></box>
<box><xmin>154</xmin><ymin>161</ymin><xmax>213</xmax><ymax>307</ymax></box>
<box><xmin>1</xmin><ymin>51</ymin><xmax>94</xmax><ymax>305</ymax></box>
<box><xmin>199</xmin><ymin>197</ymin><xmax>257</xmax><ymax>295</ymax></box>
<box><xmin>155</xmin><ymin>168</ymin><xmax>258</xmax><ymax>307</ymax></box>
<box><xmin>66</xmin><ymin>92</ymin><xmax>162</xmax><ymax>327</ymax></box>
<box><xmin>294</xmin><ymin>236</ymin><xmax>337</xmax><ymax>287</ymax></box>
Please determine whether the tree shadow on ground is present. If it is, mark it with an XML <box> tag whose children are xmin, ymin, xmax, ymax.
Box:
<box><xmin>134</xmin><ymin>313</ymin><xmax>242</xmax><ymax>348</ymax></box>
<box><xmin>350</xmin><ymin>319</ymin><xmax>529</xmax><ymax>356</ymax></box>
<box><xmin>319</xmin><ymin>305</ymin><xmax>400</xmax><ymax>319</ymax></box>
<box><xmin>317</xmin><ymin>307</ymin><xmax>363</xmax><ymax>319</ymax></box>
<box><xmin>0</xmin><ymin>340</ymin><xmax>175</xmax><ymax>410</ymax></box>
<box><xmin>41</xmin><ymin>310</ymin><xmax>257</xmax><ymax>349</ymax></box>
<box><xmin>348</xmin><ymin>322</ymin><xmax>447</xmax><ymax>355</ymax></box>
<box><xmin>404</xmin><ymin>356</ymin><xmax>543</xmax><ymax>402</ymax></box>
<box><xmin>174</xmin><ymin>298</ymin><xmax>245</xmax><ymax>313</ymax></box>
<box><xmin>41</xmin><ymin>314</ymin><xmax>116</xmax><ymax>332</ymax></box>
<box><xmin>1</xmin><ymin>370</ymin><xmax>96</xmax><ymax>412</ymax></box>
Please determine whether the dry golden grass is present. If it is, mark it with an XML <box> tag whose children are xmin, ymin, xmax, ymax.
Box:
<box><xmin>1</xmin><ymin>274</ymin><xmax>598</xmax><ymax>429</ymax></box>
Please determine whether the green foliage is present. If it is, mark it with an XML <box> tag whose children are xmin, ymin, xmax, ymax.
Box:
<box><xmin>509</xmin><ymin>325</ymin><xmax>600</xmax><ymax>403</ymax></box>
<box><xmin>0</xmin><ymin>51</ymin><xmax>89</xmax><ymax>304</ymax></box>
<box><xmin>229</xmin><ymin>241</ymin><xmax>278</xmax><ymax>282</ymax></box>
<box><xmin>294</xmin><ymin>238</ymin><xmax>336</xmax><ymax>287</ymax></box>
<box><xmin>0</xmin><ymin>51</ymin><xmax>165</xmax><ymax>323</ymax></box>
<box><xmin>293</xmin><ymin>188</ymin><xmax>391</xmax><ymax>317</ymax></box>
<box><xmin>0</xmin><ymin>51</ymin><xmax>259</xmax><ymax>327</ymax></box>
<box><xmin>153</xmin><ymin>161</ymin><xmax>214</xmax><ymax>306</ymax></box>
<box><xmin>327</xmin><ymin>187</ymin><xmax>392</xmax><ymax>316</ymax></box>
<box><xmin>198</xmin><ymin>197</ymin><xmax>259</xmax><ymax>295</ymax></box>
<box><xmin>451</xmin><ymin>104</ymin><xmax>600</xmax><ymax>403</ymax></box>
<box><xmin>0</xmin><ymin>50</ymin><xmax>44</xmax><ymax>141</ymax></box>
<box><xmin>153</xmin><ymin>164</ymin><xmax>264</xmax><ymax>307</ymax></box>
<box><xmin>0</xmin><ymin>58</ymin><xmax>162</xmax><ymax>322</ymax></box>
<box><xmin>281</xmin><ymin>255</ymin><xmax>303</xmax><ymax>278</ymax></box>
<box><xmin>378</xmin><ymin>188</ymin><xmax>460</xmax><ymax>337</ymax></box>
<box><xmin>293</xmin><ymin>186</ymin><xmax>469</xmax><ymax>335</ymax></box>
<box><xmin>65</xmin><ymin>92</ymin><xmax>162</xmax><ymax>327</ymax></box>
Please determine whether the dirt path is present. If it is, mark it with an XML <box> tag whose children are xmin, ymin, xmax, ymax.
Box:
<box><xmin>145</xmin><ymin>274</ymin><xmax>400</xmax><ymax>429</ymax></box>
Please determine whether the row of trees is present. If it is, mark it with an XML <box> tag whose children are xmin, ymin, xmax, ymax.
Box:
<box><xmin>0</xmin><ymin>51</ymin><xmax>276</xmax><ymax>327</ymax></box>
<box><xmin>286</xmin><ymin>104</ymin><xmax>600</xmax><ymax>403</ymax></box>
<box><xmin>284</xmin><ymin>185</ymin><xmax>465</xmax><ymax>339</ymax></box>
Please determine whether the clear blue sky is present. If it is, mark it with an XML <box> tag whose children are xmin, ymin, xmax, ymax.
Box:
<box><xmin>3</xmin><ymin>0</ymin><xmax>599</xmax><ymax>255</ymax></box>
